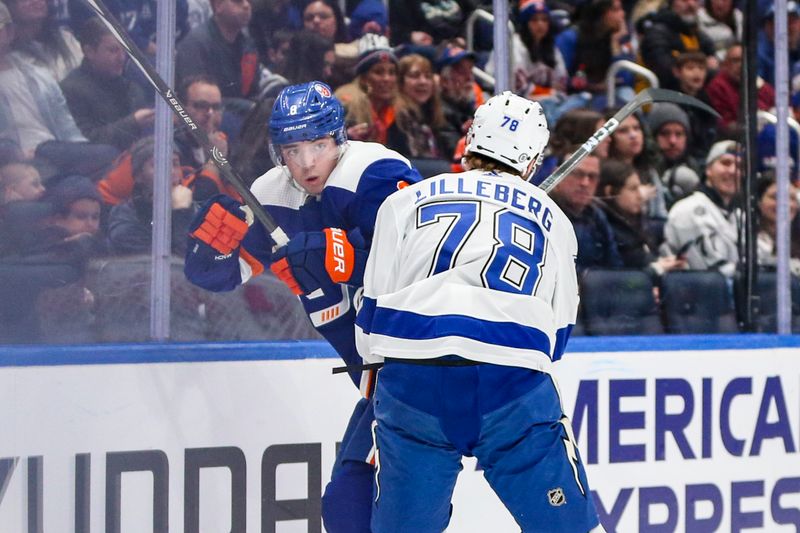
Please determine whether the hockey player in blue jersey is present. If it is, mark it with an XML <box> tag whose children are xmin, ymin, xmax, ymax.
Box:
<box><xmin>356</xmin><ymin>92</ymin><xmax>605</xmax><ymax>532</ymax></box>
<box><xmin>183</xmin><ymin>81</ymin><xmax>422</xmax><ymax>532</ymax></box>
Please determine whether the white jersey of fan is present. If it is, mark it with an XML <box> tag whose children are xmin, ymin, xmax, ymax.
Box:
<box><xmin>355</xmin><ymin>168</ymin><xmax>579</xmax><ymax>373</ymax></box>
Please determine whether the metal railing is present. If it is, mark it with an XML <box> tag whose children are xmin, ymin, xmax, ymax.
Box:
<box><xmin>465</xmin><ymin>8</ymin><xmax>516</xmax><ymax>93</ymax></box>
<box><xmin>606</xmin><ymin>60</ymin><xmax>659</xmax><ymax>106</ymax></box>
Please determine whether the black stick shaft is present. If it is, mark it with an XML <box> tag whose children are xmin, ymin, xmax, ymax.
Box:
<box><xmin>81</xmin><ymin>0</ymin><xmax>289</xmax><ymax>248</ymax></box>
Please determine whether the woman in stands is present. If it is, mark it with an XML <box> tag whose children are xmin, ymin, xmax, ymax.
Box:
<box><xmin>486</xmin><ymin>0</ymin><xmax>570</xmax><ymax>124</ymax></box>
<box><xmin>335</xmin><ymin>37</ymin><xmax>398</xmax><ymax>145</ymax></box>
<box><xmin>756</xmin><ymin>174</ymin><xmax>800</xmax><ymax>275</ymax></box>
<box><xmin>301</xmin><ymin>0</ymin><xmax>348</xmax><ymax>44</ymax></box>
<box><xmin>605</xmin><ymin>110</ymin><xmax>671</xmax><ymax>246</ymax></box>
<box><xmin>7</xmin><ymin>0</ymin><xmax>82</xmax><ymax>81</ymax></box>
<box><xmin>386</xmin><ymin>54</ymin><xmax>445</xmax><ymax>159</ymax></box>
<box><xmin>556</xmin><ymin>0</ymin><xmax>636</xmax><ymax>107</ymax></box>
<box><xmin>597</xmin><ymin>159</ymin><xmax>685</xmax><ymax>277</ymax></box>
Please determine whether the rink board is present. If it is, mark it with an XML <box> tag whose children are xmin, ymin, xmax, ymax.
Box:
<box><xmin>2</xmin><ymin>335</ymin><xmax>800</xmax><ymax>532</ymax></box>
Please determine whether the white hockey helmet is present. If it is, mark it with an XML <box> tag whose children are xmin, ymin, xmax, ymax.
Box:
<box><xmin>464</xmin><ymin>91</ymin><xmax>550</xmax><ymax>178</ymax></box>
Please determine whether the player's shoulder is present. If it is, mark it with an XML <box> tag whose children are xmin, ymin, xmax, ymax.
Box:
<box><xmin>326</xmin><ymin>141</ymin><xmax>412</xmax><ymax>192</ymax></box>
<box><xmin>250</xmin><ymin>166</ymin><xmax>306</xmax><ymax>209</ymax></box>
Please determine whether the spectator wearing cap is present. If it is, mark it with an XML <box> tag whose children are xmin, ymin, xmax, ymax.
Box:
<box><xmin>664</xmin><ymin>139</ymin><xmax>742</xmax><ymax>278</ymax></box>
<box><xmin>697</xmin><ymin>0</ymin><xmax>742</xmax><ymax>58</ymax></box>
<box><xmin>706</xmin><ymin>42</ymin><xmax>775</xmax><ymax>138</ymax></box>
<box><xmin>757</xmin><ymin>122</ymin><xmax>800</xmax><ymax>182</ymax></box>
<box><xmin>60</xmin><ymin>17</ymin><xmax>154</xmax><ymax>151</ymax></box>
<box><xmin>386</xmin><ymin>53</ymin><xmax>445</xmax><ymax>159</ymax></box>
<box><xmin>334</xmin><ymin>34</ymin><xmax>398</xmax><ymax>144</ymax></box>
<box><xmin>388</xmin><ymin>0</ymin><xmax>478</xmax><ymax>47</ymax></box>
<box><xmin>648</xmin><ymin>102</ymin><xmax>702</xmax><ymax>204</ymax></box>
<box><xmin>638</xmin><ymin>0</ymin><xmax>718</xmax><ymax>90</ymax></box>
<box><xmin>758</xmin><ymin>1</ymin><xmax>800</xmax><ymax>87</ymax></box>
<box><xmin>248</xmin><ymin>1</ymin><xmax>302</xmax><ymax>64</ymax></box>
<box><xmin>348</xmin><ymin>0</ymin><xmax>387</xmax><ymax>40</ymax></box>
<box><xmin>437</xmin><ymin>42</ymin><xmax>484</xmax><ymax>158</ymax></box>
<box><xmin>486</xmin><ymin>0</ymin><xmax>570</xmax><ymax>122</ymax></box>
<box><xmin>107</xmin><ymin>136</ymin><xmax>196</xmax><ymax>256</ymax></box>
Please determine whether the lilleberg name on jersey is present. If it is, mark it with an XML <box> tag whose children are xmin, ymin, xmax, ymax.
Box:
<box><xmin>413</xmin><ymin>173</ymin><xmax>554</xmax><ymax>231</ymax></box>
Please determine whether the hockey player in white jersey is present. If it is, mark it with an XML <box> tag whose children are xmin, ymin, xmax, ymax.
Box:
<box><xmin>356</xmin><ymin>92</ymin><xmax>605</xmax><ymax>532</ymax></box>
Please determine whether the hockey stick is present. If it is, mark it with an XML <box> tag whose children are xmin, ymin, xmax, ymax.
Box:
<box><xmin>539</xmin><ymin>88</ymin><xmax>721</xmax><ymax>193</ymax></box>
<box><xmin>80</xmin><ymin>0</ymin><xmax>290</xmax><ymax>248</ymax></box>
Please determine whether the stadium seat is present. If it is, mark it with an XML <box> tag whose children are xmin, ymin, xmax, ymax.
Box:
<box><xmin>579</xmin><ymin>269</ymin><xmax>663</xmax><ymax>335</ymax></box>
<box><xmin>660</xmin><ymin>270</ymin><xmax>738</xmax><ymax>334</ymax></box>
<box><xmin>753</xmin><ymin>271</ymin><xmax>800</xmax><ymax>333</ymax></box>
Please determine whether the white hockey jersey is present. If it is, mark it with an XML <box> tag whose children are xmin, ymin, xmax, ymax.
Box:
<box><xmin>355</xmin><ymin>169</ymin><xmax>580</xmax><ymax>372</ymax></box>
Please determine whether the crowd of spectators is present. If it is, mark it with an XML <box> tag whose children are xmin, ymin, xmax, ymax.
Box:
<box><xmin>1</xmin><ymin>0</ymin><xmax>799</xmax><ymax>342</ymax></box>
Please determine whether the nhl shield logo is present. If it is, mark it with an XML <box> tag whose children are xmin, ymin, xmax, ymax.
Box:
<box><xmin>547</xmin><ymin>488</ymin><xmax>566</xmax><ymax>507</ymax></box>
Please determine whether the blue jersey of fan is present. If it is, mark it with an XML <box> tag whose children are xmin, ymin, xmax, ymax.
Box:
<box><xmin>356</xmin><ymin>168</ymin><xmax>579</xmax><ymax>371</ymax></box>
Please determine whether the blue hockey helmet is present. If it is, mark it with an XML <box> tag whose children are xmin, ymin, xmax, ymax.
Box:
<box><xmin>269</xmin><ymin>82</ymin><xmax>347</xmax><ymax>146</ymax></box>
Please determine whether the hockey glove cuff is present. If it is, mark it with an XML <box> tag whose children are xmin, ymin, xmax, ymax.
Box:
<box><xmin>270</xmin><ymin>228</ymin><xmax>368</xmax><ymax>296</ymax></box>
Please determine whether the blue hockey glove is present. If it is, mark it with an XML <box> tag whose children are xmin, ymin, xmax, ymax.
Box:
<box><xmin>270</xmin><ymin>228</ymin><xmax>368</xmax><ymax>295</ymax></box>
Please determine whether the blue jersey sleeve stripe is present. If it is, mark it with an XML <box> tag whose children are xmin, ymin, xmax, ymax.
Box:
<box><xmin>552</xmin><ymin>324</ymin><xmax>574</xmax><ymax>362</ymax></box>
<box><xmin>371</xmin><ymin>308</ymin><xmax>552</xmax><ymax>353</ymax></box>
<box><xmin>356</xmin><ymin>296</ymin><xmax>377</xmax><ymax>333</ymax></box>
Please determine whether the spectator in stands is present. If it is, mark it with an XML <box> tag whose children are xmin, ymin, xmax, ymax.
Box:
<box><xmin>60</xmin><ymin>17</ymin><xmax>153</xmax><ymax>151</ymax></box>
<box><xmin>648</xmin><ymin>102</ymin><xmax>702</xmax><ymax>205</ymax></box>
<box><xmin>386</xmin><ymin>54</ymin><xmax>445</xmax><ymax>159</ymax></box>
<box><xmin>0</xmin><ymin>161</ymin><xmax>45</xmax><ymax>203</ymax></box>
<box><xmin>638</xmin><ymin>0</ymin><xmax>718</xmax><ymax>90</ymax></box>
<box><xmin>486</xmin><ymin>0</ymin><xmax>570</xmax><ymax>124</ymax></box>
<box><xmin>176</xmin><ymin>0</ymin><xmax>261</xmax><ymax>99</ymax></box>
<box><xmin>43</xmin><ymin>175</ymin><xmax>103</xmax><ymax>244</ymax></box>
<box><xmin>757</xmin><ymin>122</ymin><xmax>799</xmax><ymax>182</ymax></box>
<box><xmin>172</xmin><ymin>75</ymin><xmax>243</xmax><ymax>202</ymax></box>
<box><xmin>556</xmin><ymin>0</ymin><xmax>635</xmax><ymax>107</ymax></box>
<box><xmin>664</xmin><ymin>139</ymin><xmax>742</xmax><ymax>278</ymax></box>
<box><xmin>436</xmin><ymin>43</ymin><xmax>484</xmax><ymax>158</ymax></box>
<box><xmin>175</xmin><ymin>75</ymin><xmax>225</xmax><ymax>170</ymax></box>
<box><xmin>671</xmin><ymin>51</ymin><xmax>717</xmax><ymax>160</ymax></box>
<box><xmin>107</xmin><ymin>137</ymin><xmax>196</xmax><ymax>255</ymax></box>
<box><xmin>549</xmin><ymin>151</ymin><xmax>624</xmax><ymax>271</ymax></box>
<box><xmin>756</xmin><ymin>174</ymin><xmax>800</xmax><ymax>275</ymax></box>
<box><xmin>69</xmin><ymin>0</ymin><xmax>189</xmax><ymax>56</ymax></box>
<box><xmin>259</xmin><ymin>28</ymin><xmax>293</xmax><ymax>77</ymax></box>
<box><xmin>6</xmin><ymin>0</ymin><xmax>81</xmax><ymax>81</ymax></box>
<box><xmin>348</xmin><ymin>0</ymin><xmax>387</xmax><ymax>40</ymax></box>
<box><xmin>0</xmin><ymin>2</ymin><xmax>118</xmax><ymax>179</ymax></box>
<box><xmin>261</xmin><ymin>29</ymin><xmax>335</xmax><ymax>98</ymax></box>
<box><xmin>706</xmin><ymin>42</ymin><xmax>775</xmax><ymax>138</ymax></box>
<box><xmin>532</xmin><ymin>108</ymin><xmax>607</xmax><ymax>186</ymax></box>
<box><xmin>698</xmin><ymin>0</ymin><xmax>742</xmax><ymax>57</ymax></box>
<box><xmin>605</xmin><ymin>110</ymin><xmax>669</xmax><ymax>222</ymax></box>
<box><xmin>757</xmin><ymin>1</ymin><xmax>800</xmax><ymax>87</ymax></box>
<box><xmin>302</xmin><ymin>0</ymin><xmax>347</xmax><ymax>43</ymax></box>
<box><xmin>597</xmin><ymin>159</ymin><xmax>686</xmax><ymax>275</ymax></box>
<box><xmin>249</xmin><ymin>1</ymin><xmax>301</xmax><ymax>62</ymax></box>
<box><xmin>388</xmin><ymin>0</ymin><xmax>478</xmax><ymax>46</ymax></box>
<box><xmin>187</xmin><ymin>0</ymin><xmax>213</xmax><ymax>29</ymax></box>
<box><xmin>335</xmin><ymin>35</ymin><xmax>398</xmax><ymax>144</ymax></box>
